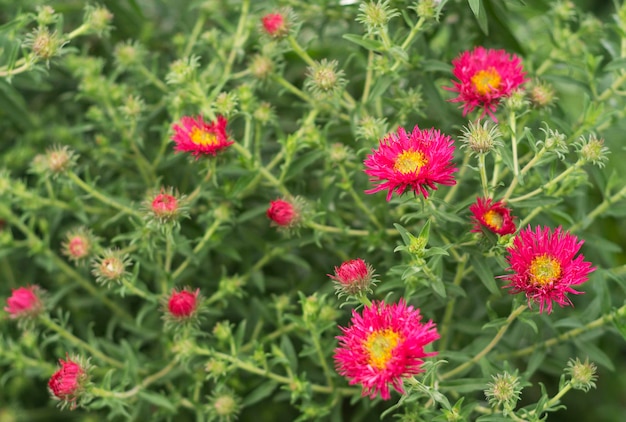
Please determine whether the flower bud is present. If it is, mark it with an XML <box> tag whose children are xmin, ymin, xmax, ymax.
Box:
<box><xmin>213</xmin><ymin>321</ymin><xmax>233</xmax><ymax>344</ymax></box>
<box><xmin>113</xmin><ymin>40</ymin><xmax>146</xmax><ymax>69</ymax></box>
<box><xmin>84</xmin><ymin>4</ymin><xmax>114</xmax><ymax>37</ymax></box>
<box><xmin>167</xmin><ymin>288</ymin><xmax>201</xmax><ymax>320</ymax></box>
<box><xmin>357</xmin><ymin>1</ymin><xmax>400</xmax><ymax>34</ymax></box>
<box><xmin>249</xmin><ymin>54</ymin><xmax>274</xmax><ymax>80</ymax></box>
<box><xmin>146</xmin><ymin>188</ymin><xmax>186</xmax><ymax>225</ymax></box>
<box><xmin>529</xmin><ymin>80</ymin><xmax>557</xmax><ymax>108</ymax></box>
<box><xmin>253</xmin><ymin>101</ymin><xmax>275</xmax><ymax>125</ymax></box>
<box><xmin>205</xmin><ymin>358</ymin><xmax>228</xmax><ymax>381</ymax></box>
<box><xmin>484</xmin><ymin>371</ymin><xmax>522</xmax><ymax>412</ymax></box>
<box><xmin>48</xmin><ymin>355</ymin><xmax>91</xmax><ymax>410</ymax></box>
<box><xmin>42</xmin><ymin>145</ymin><xmax>76</xmax><ymax>176</ymax></box>
<box><xmin>214</xmin><ymin>92</ymin><xmax>239</xmax><ymax>118</ymax></box>
<box><xmin>328</xmin><ymin>143</ymin><xmax>351</xmax><ymax>163</ymax></box>
<box><xmin>414</xmin><ymin>0</ymin><xmax>441</xmax><ymax>20</ymax></box>
<box><xmin>91</xmin><ymin>249</ymin><xmax>130</xmax><ymax>286</ymax></box>
<box><xmin>329</xmin><ymin>258</ymin><xmax>377</xmax><ymax>296</ymax></box>
<box><xmin>305</xmin><ymin>59</ymin><xmax>346</xmax><ymax>98</ymax></box>
<box><xmin>565</xmin><ymin>357</ymin><xmax>597</xmax><ymax>392</ymax></box>
<box><xmin>28</xmin><ymin>27</ymin><xmax>63</xmax><ymax>61</ymax></box>
<box><xmin>503</xmin><ymin>88</ymin><xmax>527</xmax><ymax>111</ymax></box>
<box><xmin>166</xmin><ymin>56</ymin><xmax>200</xmax><ymax>85</ymax></box>
<box><xmin>266</xmin><ymin>197</ymin><xmax>302</xmax><ymax>229</ymax></box>
<box><xmin>459</xmin><ymin>120</ymin><xmax>502</xmax><ymax>155</ymax></box>
<box><xmin>355</xmin><ymin>116</ymin><xmax>388</xmax><ymax>142</ymax></box>
<box><xmin>4</xmin><ymin>285</ymin><xmax>44</xmax><ymax>320</ymax></box>
<box><xmin>578</xmin><ymin>134</ymin><xmax>609</xmax><ymax>167</ymax></box>
<box><xmin>261</xmin><ymin>12</ymin><xmax>289</xmax><ymax>38</ymax></box>
<box><xmin>61</xmin><ymin>227</ymin><xmax>94</xmax><ymax>263</ymax></box>
<box><xmin>209</xmin><ymin>389</ymin><xmax>241</xmax><ymax>421</ymax></box>
<box><xmin>36</xmin><ymin>6</ymin><xmax>58</xmax><ymax>26</ymax></box>
<box><xmin>119</xmin><ymin>95</ymin><xmax>145</xmax><ymax>120</ymax></box>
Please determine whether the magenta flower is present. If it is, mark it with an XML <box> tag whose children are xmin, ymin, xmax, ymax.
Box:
<box><xmin>171</xmin><ymin>115</ymin><xmax>233</xmax><ymax>158</ymax></box>
<box><xmin>328</xmin><ymin>258</ymin><xmax>376</xmax><ymax>296</ymax></box>
<box><xmin>334</xmin><ymin>300</ymin><xmax>439</xmax><ymax>400</ymax></box>
<box><xmin>363</xmin><ymin>125</ymin><xmax>457</xmax><ymax>201</ymax></box>
<box><xmin>167</xmin><ymin>288</ymin><xmax>201</xmax><ymax>319</ymax></box>
<box><xmin>4</xmin><ymin>285</ymin><xmax>44</xmax><ymax>319</ymax></box>
<box><xmin>469</xmin><ymin>197</ymin><xmax>516</xmax><ymax>236</ymax></box>
<box><xmin>501</xmin><ymin>226</ymin><xmax>595</xmax><ymax>313</ymax></box>
<box><xmin>446</xmin><ymin>47</ymin><xmax>527</xmax><ymax>121</ymax></box>
<box><xmin>48</xmin><ymin>356</ymin><xmax>89</xmax><ymax>409</ymax></box>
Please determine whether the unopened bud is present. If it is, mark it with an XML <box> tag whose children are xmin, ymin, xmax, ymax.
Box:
<box><xmin>28</xmin><ymin>27</ymin><xmax>63</xmax><ymax>61</ymax></box>
<box><xmin>503</xmin><ymin>88</ymin><xmax>527</xmax><ymax>111</ymax></box>
<box><xmin>36</xmin><ymin>6</ymin><xmax>58</xmax><ymax>26</ymax></box>
<box><xmin>166</xmin><ymin>56</ymin><xmax>200</xmax><ymax>85</ymax></box>
<box><xmin>261</xmin><ymin>11</ymin><xmax>290</xmax><ymax>39</ymax></box>
<box><xmin>253</xmin><ymin>101</ymin><xmax>274</xmax><ymax>125</ymax></box>
<box><xmin>485</xmin><ymin>371</ymin><xmax>522</xmax><ymax>412</ymax></box>
<box><xmin>414</xmin><ymin>0</ymin><xmax>441</xmax><ymax>20</ymax></box>
<box><xmin>209</xmin><ymin>390</ymin><xmax>241</xmax><ymax>421</ymax></box>
<box><xmin>356</xmin><ymin>116</ymin><xmax>388</xmax><ymax>142</ymax></box>
<box><xmin>530</xmin><ymin>80</ymin><xmax>557</xmax><ymax>108</ymax></box>
<box><xmin>357</xmin><ymin>1</ymin><xmax>400</xmax><ymax>34</ymax></box>
<box><xmin>84</xmin><ymin>4</ymin><xmax>114</xmax><ymax>36</ymax></box>
<box><xmin>565</xmin><ymin>357</ymin><xmax>597</xmax><ymax>392</ymax></box>
<box><xmin>249</xmin><ymin>54</ymin><xmax>274</xmax><ymax>80</ymax></box>
<box><xmin>305</xmin><ymin>59</ymin><xmax>346</xmax><ymax>97</ymax></box>
<box><xmin>114</xmin><ymin>40</ymin><xmax>146</xmax><ymax>69</ymax></box>
<box><xmin>61</xmin><ymin>227</ymin><xmax>95</xmax><ymax>263</ymax></box>
<box><xmin>91</xmin><ymin>249</ymin><xmax>130</xmax><ymax>286</ymax></box>
<box><xmin>578</xmin><ymin>134</ymin><xmax>609</xmax><ymax>167</ymax></box>
<box><xmin>460</xmin><ymin>120</ymin><xmax>501</xmax><ymax>155</ymax></box>
<box><xmin>214</xmin><ymin>92</ymin><xmax>239</xmax><ymax>118</ymax></box>
<box><xmin>44</xmin><ymin>145</ymin><xmax>76</xmax><ymax>176</ymax></box>
<box><xmin>328</xmin><ymin>258</ymin><xmax>377</xmax><ymax>297</ymax></box>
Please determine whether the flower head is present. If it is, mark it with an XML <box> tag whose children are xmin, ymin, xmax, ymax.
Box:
<box><xmin>145</xmin><ymin>187</ymin><xmax>187</xmax><ymax>225</ymax></box>
<box><xmin>266</xmin><ymin>198</ymin><xmax>302</xmax><ymax>229</ymax></box>
<box><xmin>329</xmin><ymin>258</ymin><xmax>377</xmax><ymax>297</ymax></box>
<box><xmin>363</xmin><ymin>125</ymin><xmax>457</xmax><ymax>201</ymax></box>
<box><xmin>446</xmin><ymin>47</ymin><xmax>527</xmax><ymax>121</ymax></box>
<box><xmin>470</xmin><ymin>197</ymin><xmax>516</xmax><ymax>236</ymax></box>
<box><xmin>171</xmin><ymin>115</ymin><xmax>233</xmax><ymax>158</ymax></box>
<box><xmin>167</xmin><ymin>287</ymin><xmax>201</xmax><ymax>320</ymax></box>
<box><xmin>91</xmin><ymin>249</ymin><xmax>131</xmax><ymax>286</ymax></box>
<box><xmin>261</xmin><ymin>12</ymin><xmax>289</xmax><ymax>38</ymax></box>
<box><xmin>501</xmin><ymin>226</ymin><xmax>595</xmax><ymax>313</ymax></box>
<box><xmin>334</xmin><ymin>300</ymin><xmax>439</xmax><ymax>400</ymax></box>
<box><xmin>4</xmin><ymin>285</ymin><xmax>44</xmax><ymax>320</ymax></box>
<box><xmin>61</xmin><ymin>227</ymin><xmax>94</xmax><ymax>263</ymax></box>
<box><xmin>48</xmin><ymin>355</ymin><xmax>90</xmax><ymax>409</ymax></box>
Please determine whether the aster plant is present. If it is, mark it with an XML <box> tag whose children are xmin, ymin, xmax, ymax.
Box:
<box><xmin>2</xmin><ymin>0</ymin><xmax>626</xmax><ymax>421</ymax></box>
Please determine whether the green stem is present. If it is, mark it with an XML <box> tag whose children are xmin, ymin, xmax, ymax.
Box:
<box><xmin>438</xmin><ymin>256</ymin><xmax>468</xmax><ymax>351</ymax></box>
<box><xmin>183</xmin><ymin>15</ymin><xmax>206</xmax><ymax>58</ymax></box>
<box><xmin>338</xmin><ymin>164</ymin><xmax>382</xmax><ymax>229</ymax></box>
<box><xmin>287</xmin><ymin>35</ymin><xmax>316</xmax><ymax>67</ymax></box>
<box><xmin>171</xmin><ymin>217</ymin><xmax>225</xmax><ymax>280</ymax></box>
<box><xmin>92</xmin><ymin>360</ymin><xmax>178</xmax><ymax>399</ymax></box>
<box><xmin>40</xmin><ymin>316</ymin><xmax>125</xmax><ymax>369</ymax></box>
<box><xmin>501</xmin><ymin>147</ymin><xmax>547</xmax><ymax>202</ymax></box>
<box><xmin>306</xmin><ymin>221</ymin><xmax>396</xmax><ymax>237</ymax></box>
<box><xmin>389</xmin><ymin>17</ymin><xmax>426</xmax><ymax>72</ymax></box>
<box><xmin>362</xmin><ymin>49</ymin><xmax>375</xmax><ymax>103</ymax></box>
<box><xmin>508</xmin><ymin>160</ymin><xmax>583</xmax><ymax>204</ymax></box>
<box><xmin>509</xmin><ymin>112</ymin><xmax>519</xmax><ymax>178</ymax></box>
<box><xmin>136</xmin><ymin>64</ymin><xmax>169</xmax><ymax>93</ymax></box>
<box><xmin>66</xmin><ymin>171</ymin><xmax>142</xmax><ymax>218</ymax></box>
<box><xmin>569</xmin><ymin>185</ymin><xmax>626</xmax><ymax>232</ymax></box>
<box><xmin>440</xmin><ymin>305</ymin><xmax>526</xmax><ymax>380</ymax></box>
<box><xmin>443</xmin><ymin>152</ymin><xmax>471</xmax><ymax>205</ymax></box>
<box><xmin>231</xmin><ymin>142</ymin><xmax>291</xmax><ymax>196</ymax></box>
<box><xmin>495</xmin><ymin>303</ymin><xmax>626</xmax><ymax>360</ymax></box>
<box><xmin>271</xmin><ymin>74</ymin><xmax>315</xmax><ymax>104</ymax></box>
<box><xmin>478</xmin><ymin>153</ymin><xmax>489</xmax><ymax>198</ymax></box>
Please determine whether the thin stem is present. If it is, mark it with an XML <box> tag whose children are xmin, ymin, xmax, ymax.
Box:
<box><xmin>508</xmin><ymin>160</ymin><xmax>583</xmax><ymax>204</ymax></box>
<box><xmin>306</xmin><ymin>221</ymin><xmax>396</xmax><ymax>237</ymax></box>
<box><xmin>183</xmin><ymin>15</ymin><xmax>206</xmax><ymax>58</ymax></box>
<box><xmin>478</xmin><ymin>153</ymin><xmax>490</xmax><ymax>198</ymax></box>
<box><xmin>271</xmin><ymin>74</ymin><xmax>315</xmax><ymax>104</ymax></box>
<box><xmin>443</xmin><ymin>152</ymin><xmax>471</xmax><ymax>205</ymax></box>
<box><xmin>496</xmin><ymin>303</ymin><xmax>626</xmax><ymax>360</ymax></box>
<box><xmin>389</xmin><ymin>17</ymin><xmax>426</xmax><ymax>72</ymax></box>
<box><xmin>136</xmin><ymin>64</ymin><xmax>169</xmax><ymax>93</ymax></box>
<box><xmin>338</xmin><ymin>164</ymin><xmax>382</xmax><ymax>229</ymax></box>
<box><xmin>171</xmin><ymin>217</ymin><xmax>225</xmax><ymax>280</ymax></box>
<box><xmin>438</xmin><ymin>256</ymin><xmax>468</xmax><ymax>351</ymax></box>
<box><xmin>231</xmin><ymin>142</ymin><xmax>291</xmax><ymax>196</ymax></box>
<box><xmin>287</xmin><ymin>35</ymin><xmax>316</xmax><ymax>67</ymax></box>
<box><xmin>501</xmin><ymin>147</ymin><xmax>547</xmax><ymax>202</ymax></box>
<box><xmin>440</xmin><ymin>305</ymin><xmax>526</xmax><ymax>380</ymax></box>
<box><xmin>92</xmin><ymin>360</ymin><xmax>178</xmax><ymax>399</ymax></box>
<box><xmin>66</xmin><ymin>171</ymin><xmax>142</xmax><ymax>218</ymax></box>
<box><xmin>569</xmin><ymin>185</ymin><xmax>626</xmax><ymax>232</ymax></box>
<box><xmin>509</xmin><ymin>112</ymin><xmax>519</xmax><ymax>178</ymax></box>
<box><xmin>362</xmin><ymin>49</ymin><xmax>375</xmax><ymax>103</ymax></box>
<box><xmin>40</xmin><ymin>316</ymin><xmax>125</xmax><ymax>369</ymax></box>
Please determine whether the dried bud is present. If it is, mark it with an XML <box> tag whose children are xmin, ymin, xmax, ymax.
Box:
<box><xmin>91</xmin><ymin>249</ymin><xmax>130</xmax><ymax>286</ymax></box>
<box><xmin>459</xmin><ymin>120</ymin><xmax>502</xmax><ymax>155</ymax></box>
<box><xmin>529</xmin><ymin>80</ymin><xmax>557</xmax><ymax>108</ymax></box>
<box><xmin>166</xmin><ymin>287</ymin><xmax>201</xmax><ymax>320</ymax></box>
<box><xmin>485</xmin><ymin>371</ymin><xmax>522</xmax><ymax>412</ymax></box>
<box><xmin>27</xmin><ymin>27</ymin><xmax>64</xmax><ymax>61</ymax></box>
<box><xmin>357</xmin><ymin>1</ymin><xmax>400</xmax><ymax>34</ymax></box>
<box><xmin>61</xmin><ymin>227</ymin><xmax>94</xmax><ymax>263</ymax></box>
<box><xmin>329</xmin><ymin>258</ymin><xmax>377</xmax><ymax>297</ymax></box>
<box><xmin>209</xmin><ymin>389</ymin><xmax>241</xmax><ymax>421</ymax></box>
<box><xmin>4</xmin><ymin>285</ymin><xmax>44</xmax><ymax>320</ymax></box>
<box><xmin>249</xmin><ymin>54</ymin><xmax>274</xmax><ymax>80</ymax></box>
<box><xmin>48</xmin><ymin>355</ymin><xmax>91</xmax><ymax>410</ymax></box>
<box><xmin>38</xmin><ymin>145</ymin><xmax>76</xmax><ymax>176</ymax></box>
<box><xmin>565</xmin><ymin>357</ymin><xmax>597</xmax><ymax>392</ymax></box>
<box><xmin>578</xmin><ymin>134</ymin><xmax>609</xmax><ymax>167</ymax></box>
<box><xmin>261</xmin><ymin>12</ymin><xmax>289</xmax><ymax>38</ymax></box>
<box><xmin>84</xmin><ymin>4</ymin><xmax>114</xmax><ymax>37</ymax></box>
<box><xmin>266</xmin><ymin>197</ymin><xmax>303</xmax><ymax>229</ymax></box>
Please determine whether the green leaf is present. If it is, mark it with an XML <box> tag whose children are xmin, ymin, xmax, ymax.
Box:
<box><xmin>468</xmin><ymin>0</ymin><xmax>489</xmax><ymax>34</ymax></box>
<box><xmin>138</xmin><ymin>391</ymin><xmax>176</xmax><ymax>412</ymax></box>
<box><xmin>604</xmin><ymin>57</ymin><xmax>626</xmax><ymax>72</ymax></box>
<box><xmin>574</xmin><ymin>340</ymin><xmax>615</xmax><ymax>370</ymax></box>
<box><xmin>342</xmin><ymin>34</ymin><xmax>385</xmax><ymax>52</ymax></box>
<box><xmin>241</xmin><ymin>381</ymin><xmax>278</xmax><ymax>407</ymax></box>
<box><xmin>471</xmin><ymin>256</ymin><xmax>500</xmax><ymax>295</ymax></box>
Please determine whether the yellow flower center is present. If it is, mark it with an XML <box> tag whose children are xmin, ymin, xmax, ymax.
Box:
<box><xmin>529</xmin><ymin>255</ymin><xmax>562</xmax><ymax>286</ymax></box>
<box><xmin>190</xmin><ymin>127</ymin><xmax>218</xmax><ymax>146</ymax></box>
<box><xmin>364</xmin><ymin>328</ymin><xmax>402</xmax><ymax>370</ymax></box>
<box><xmin>484</xmin><ymin>210</ymin><xmax>503</xmax><ymax>230</ymax></box>
<box><xmin>394</xmin><ymin>150</ymin><xmax>427</xmax><ymax>175</ymax></box>
<box><xmin>471</xmin><ymin>68</ymin><xmax>502</xmax><ymax>95</ymax></box>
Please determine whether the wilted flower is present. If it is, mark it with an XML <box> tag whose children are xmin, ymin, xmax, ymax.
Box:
<box><xmin>501</xmin><ymin>226</ymin><xmax>595</xmax><ymax>313</ymax></box>
<box><xmin>334</xmin><ymin>300</ymin><xmax>439</xmax><ymax>400</ymax></box>
<box><xmin>363</xmin><ymin>125</ymin><xmax>457</xmax><ymax>201</ymax></box>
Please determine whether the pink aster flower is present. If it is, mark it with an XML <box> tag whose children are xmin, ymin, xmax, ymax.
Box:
<box><xmin>261</xmin><ymin>12</ymin><xmax>288</xmax><ymax>38</ymax></box>
<box><xmin>48</xmin><ymin>355</ymin><xmax>90</xmax><ymax>409</ymax></box>
<box><xmin>5</xmin><ymin>285</ymin><xmax>44</xmax><ymax>320</ymax></box>
<box><xmin>171</xmin><ymin>115</ymin><xmax>233</xmax><ymax>158</ymax></box>
<box><xmin>363</xmin><ymin>125</ymin><xmax>457</xmax><ymax>201</ymax></box>
<box><xmin>501</xmin><ymin>226</ymin><xmax>595</xmax><ymax>314</ymax></box>
<box><xmin>328</xmin><ymin>258</ymin><xmax>377</xmax><ymax>296</ymax></box>
<box><xmin>334</xmin><ymin>300</ymin><xmax>439</xmax><ymax>400</ymax></box>
<box><xmin>446</xmin><ymin>47</ymin><xmax>527</xmax><ymax>121</ymax></box>
<box><xmin>167</xmin><ymin>287</ymin><xmax>201</xmax><ymax>319</ymax></box>
<box><xmin>469</xmin><ymin>197</ymin><xmax>516</xmax><ymax>236</ymax></box>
